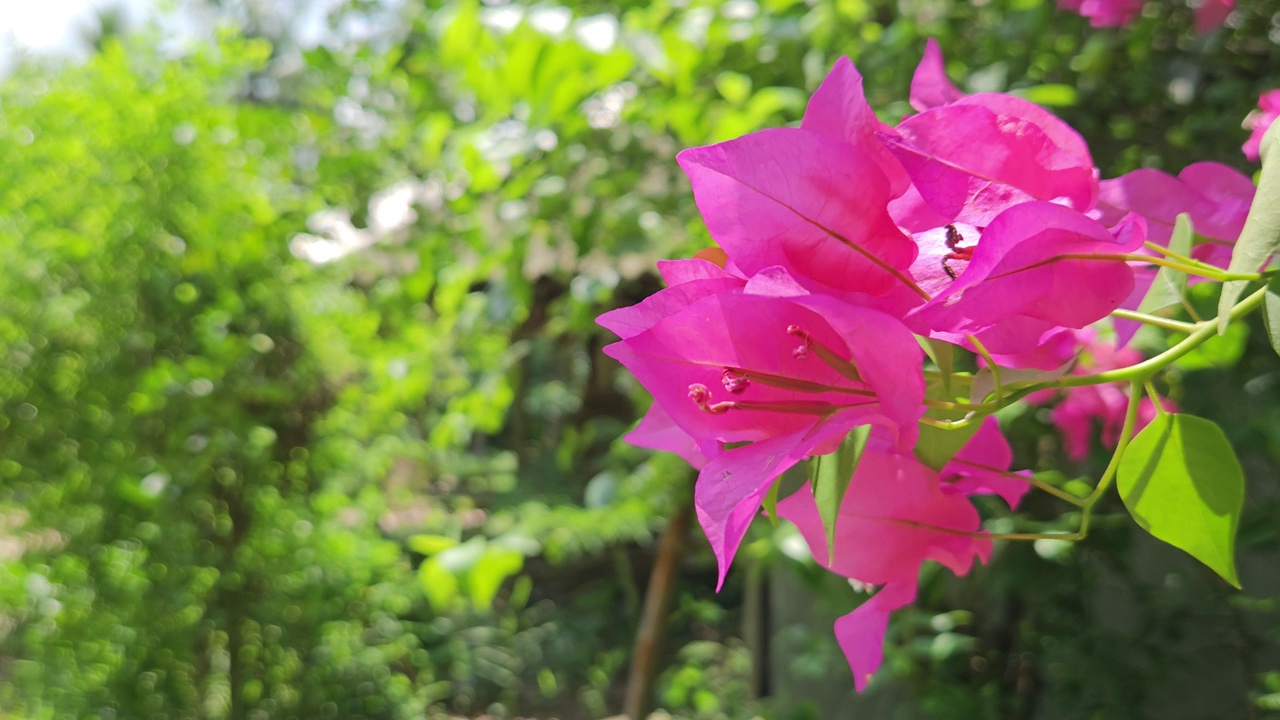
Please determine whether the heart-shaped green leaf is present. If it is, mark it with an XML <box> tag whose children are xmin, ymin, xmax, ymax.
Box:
<box><xmin>1117</xmin><ymin>413</ymin><xmax>1244</xmax><ymax>588</ymax></box>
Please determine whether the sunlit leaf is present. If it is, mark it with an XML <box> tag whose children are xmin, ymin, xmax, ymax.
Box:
<box><xmin>1117</xmin><ymin>414</ymin><xmax>1243</xmax><ymax>588</ymax></box>
<box><xmin>1218</xmin><ymin>121</ymin><xmax>1280</xmax><ymax>331</ymax></box>
<box><xmin>761</xmin><ymin>477</ymin><xmax>782</xmax><ymax>527</ymax></box>
<box><xmin>420</xmin><ymin>559</ymin><xmax>460</xmax><ymax>613</ymax></box>
<box><xmin>469</xmin><ymin>547</ymin><xmax>525</xmax><ymax>611</ymax></box>
<box><xmin>916</xmin><ymin>374</ymin><xmax>979</xmax><ymax>471</ymax></box>
<box><xmin>407</xmin><ymin>534</ymin><xmax>458</xmax><ymax>556</ymax></box>
<box><xmin>1261</xmin><ymin>273</ymin><xmax>1280</xmax><ymax>359</ymax></box>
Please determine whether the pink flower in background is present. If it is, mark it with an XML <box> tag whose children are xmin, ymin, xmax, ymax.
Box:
<box><xmin>1027</xmin><ymin>329</ymin><xmax>1171</xmax><ymax>460</ymax></box>
<box><xmin>1057</xmin><ymin>0</ymin><xmax>1143</xmax><ymax>28</ymax></box>
<box><xmin>1096</xmin><ymin>161</ymin><xmax>1255</xmax><ymax>344</ymax></box>
<box><xmin>1097</xmin><ymin>162</ymin><xmax>1253</xmax><ymax>249</ymax></box>
<box><xmin>1195</xmin><ymin>0</ymin><xmax>1235</xmax><ymax>33</ymax></box>
<box><xmin>1244</xmin><ymin>89</ymin><xmax>1280</xmax><ymax>162</ymax></box>
<box><xmin>941</xmin><ymin>416</ymin><xmax>1032</xmax><ymax>509</ymax></box>
<box><xmin>1056</xmin><ymin>0</ymin><xmax>1231</xmax><ymax>32</ymax></box>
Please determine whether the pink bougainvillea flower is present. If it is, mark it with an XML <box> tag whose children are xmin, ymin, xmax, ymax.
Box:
<box><xmin>908</xmin><ymin>40</ymin><xmax>1096</xmax><ymax>161</ymax></box>
<box><xmin>602</xmin><ymin>288</ymin><xmax>925</xmax><ymax>586</ymax></box>
<box><xmin>941</xmin><ymin>416</ymin><xmax>1032</xmax><ymax>509</ymax></box>
<box><xmin>801</xmin><ymin>56</ymin><xmax>912</xmax><ymax>200</ymax></box>
<box><xmin>985</xmin><ymin>326</ymin><xmax>1082</xmax><ymax>372</ymax></box>
<box><xmin>1244</xmin><ymin>89</ymin><xmax>1280</xmax><ymax>162</ymax></box>
<box><xmin>1057</xmin><ymin>0</ymin><xmax>1143</xmax><ymax>27</ymax></box>
<box><xmin>676</xmin><ymin>128</ymin><xmax>921</xmax><ymax>303</ymax></box>
<box><xmin>656</xmin><ymin>256</ymin><xmax>741</xmax><ymax>286</ymax></box>
<box><xmin>1097</xmin><ymin>161</ymin><xmax>1253</xmax><ymax>250</ymax></box>
<box><xmin>884</xmin><ymin>41</ymin><xmax>1099</xmax><ymax>231</ymax></box>
<box><xmin>913</xmin><ymin>202</ymin><xmax>1147</xmax><ymax>366</ymax></box>
<box><xmin>776</xmin><ymin>447</ymin><xmax>995</xmax><ymax>690</ymax></box>
<box><xmin>1096</xmin><ymin>161</ymin><xmax>1254</xmax><ymax>344</ymax></box>
<box><xmin>908</xmin><ymin>39</ymin><xmax>965</xmax><ymax>112</ymax></box>
<box><xmin>1195</xmin><ymin>0</ymin><xmax>1235</xmax><ymax>33</ymax></box>
<box><xmin>1027</xmin><ymin>329</ymin><xmax>1171</xmax><ymax>461</ymax></box>
<box><xmin>884</xmin><ymin>108</ymin><xmax>1097</xmax><ymax>227</ymax></box>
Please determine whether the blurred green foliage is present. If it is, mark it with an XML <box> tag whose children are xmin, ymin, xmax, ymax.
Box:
<box><xmin>1</xmin><ymin>0</ymin><xmax>1279</xmax><ymax>718</ymax></box>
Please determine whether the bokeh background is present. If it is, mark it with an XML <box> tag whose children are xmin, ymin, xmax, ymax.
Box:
<box><xmin>2</xmin><ymin>1</ymin><xmax>1280</xmax><ymax>718</ymax></box>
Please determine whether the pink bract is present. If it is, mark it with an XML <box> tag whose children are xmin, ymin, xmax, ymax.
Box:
<box><xmin>941</xmin><ymin>416</ymin><xmax>1032</xmax><ymax>509</ymax></box>
<box><xmin>676</xmin><ymin>128</ymin><xmax>918</xmax><ymax>300</ymax></box>
<box><xmin>1244</xmin><ymin>89</ymin><xmax>1280</xmax><ymax>162</ymax></box>
<box><xmin>888</xmin><ymin>41</ymin><xmax>1099</xmax><ymax>231</ymax></box>
<box><xmin>625</xmin><ymin>403</ymin><xmax>719</xmax><ymax>470</ymax></box>
<box><xmin>802</xmin><ymin>56</ymin><xmax>912</xmax><ymax>199</ymax></box>
<box><xmin>777</xmin><ymin>445</ymin><xmax>1003</xmax><ymax>690</ymax></box>
<box><xmin>913</xmin><ymin>202</ymin><xmax>1146</xmax><ymax>362</ymax></box>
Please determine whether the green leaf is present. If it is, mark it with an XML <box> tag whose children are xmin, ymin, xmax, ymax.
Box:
<box><xmin>714</xmin><ymin>71</ymin><xmax>752</xmax><ymax>104</ymax></box>
<box><xmin>468</xmin><ymin>547</ymin><xmax>525</xmax><ymax>611</ymax></box>
<box><xmin>1137</xmin><ymin>213</ymin><xmax>1192</xmax><ymax>314</ymax></box>
<box><xmin>809</xmin><ymin>425</ymin><xmax>871</xmax><ymax>565</ymax></box>
<box><xmin>1261</xmin><ymin>273</ymin><xmax>1280</xmax><ymax>359</ymax></box>
<box><xmin>1117</xmin><ymin>413</ymin><xmax>1244</xmax><ymax>588</ymax></box>
<box><xmin>915</xmin><ymin>416</ymin><xmax>981</xmax><ymax>472</ymax></box>
<box><xmin>419</xmin><ymin>559</ymin><xmax>460</xmax><ymax>612</ymax></box>
<box><xmin>1015</xmin><ymin>83</ymin><xmax>1078</xmax><ymax>107</ymax></box>
<box><xmin>918</xmin><ymin>337</ymin><xmax>956</xmax><ymax>394</ymax></box>
<box><xmin>1218</xmin><ymin>121</ymin><xmax>1280</xmax><ymax>331</ymax></box>
<box><xmin>1173</xmin><ymin>320</ymin><xmax>1248</xmax><ymax>371</ymax></box>
<box><xmin>761</xmin><ymin>478</ymin><xmax>782</xmax><ymax>527</ymax></box>
<box><xmin>915</xmin><ymin>374</ymin><xmax>979</xmax><ymax>471</ymax></box>
<box><xmin>407</xmin><ymin>534</ymin><xmax>458</xmax><ymax>556</ymax></box>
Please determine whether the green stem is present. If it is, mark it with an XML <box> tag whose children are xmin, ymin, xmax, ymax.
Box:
<box><xmin>967</xmin><ymin>334</ymin><xmax>1001</xmax><ymax>401</ymax></box>
<box><xmin>1120</xmin><ymin>253</ymin><xmax>1260</xmax><ymax>282</ymax></box>
<box><xmin>1109</xmin><ymin>308</ymin><xmax>1197</xmax><ymax>334</ymax></box>
<box><xmin>923</xmin><ymin>397</ymin><xmax>995</xmax><ymax>412</ymax></box>
<box><xmin>1141</xmin><ymin>240</ymin><xmax>1222</xmax><ymax>273</ymax></box>
<box><xmin>1144</xmin><ymin>380</ymin><xmax>1168</xmax><ymax>415</ymax></box>
<box><xmin>1059</xmin><ymin>285</ymin><xmax>1267</xmax><ymax>388</ymax></box>
<box><xmin>1077</xmin><ymin>381</ymin><xmax>1142</xmax><ymax>538</ymax></box>
<box><xmin>919</xmin><ymin>412</ymin><xmax>981</xmax><ymax>430</ymax></box>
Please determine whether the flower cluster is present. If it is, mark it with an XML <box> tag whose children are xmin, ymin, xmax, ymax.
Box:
<box><xmin>599</xmin><ymin>42</ymin><xmax>1253</xmax><ymax>690</ymax></box>
<box><xmin>1057</xmin><ymin>0</ymin><xmax>1234</xmax><ymax>32</ymax></box>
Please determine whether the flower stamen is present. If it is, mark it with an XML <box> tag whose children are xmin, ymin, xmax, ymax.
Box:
<box><xmin>687</xmin><ymin>383</ymin><xmax>875</xmax><ymax>416</ymax></box>
<box><xmin>787</xmin><ymin>325</ymin><xmax>862</xmax><ymax>383</ymax></box>
<box><xmin>721</xmin><ymin>368</ymin><xmax>750</xmax><ymax>394</ymax></box>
